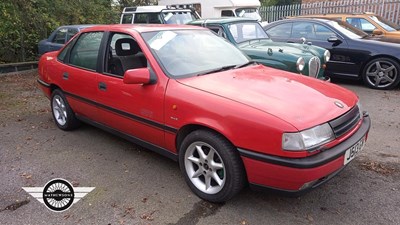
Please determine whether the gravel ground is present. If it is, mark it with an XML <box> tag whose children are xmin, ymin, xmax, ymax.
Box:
<box><xmin>0</xmin><ymin>71</ymin><xmax>399</xmax><ymax>225</ymax></box>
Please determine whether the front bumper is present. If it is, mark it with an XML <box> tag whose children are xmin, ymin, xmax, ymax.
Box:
<box><xmin>238</xmin><ymin>114</ymin><xmax>371</xmax><ymax>194</ymax></box>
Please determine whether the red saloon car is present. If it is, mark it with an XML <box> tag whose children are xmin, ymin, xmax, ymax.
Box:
<box><xmin>37</xmin><ymin>24</ymin><xmax>371</xmax><ymax>202</ymax></box>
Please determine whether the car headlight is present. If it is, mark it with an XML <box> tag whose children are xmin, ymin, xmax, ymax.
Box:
<box><xmin>324</xmin><ymin>50</ymin><xmax>331</xmax><ymax>62</ymax></box>
<box><xmin>282</xmin><ymin>123</ymin><xmax>334</xmax><ymax>151</ymax></box>
<box><xmin>296</xmin><ymin>57</ymin><xmax>305</xmax><ymax>72</ymax></box>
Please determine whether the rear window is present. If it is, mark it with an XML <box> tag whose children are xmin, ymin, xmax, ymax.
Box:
<box><xmin>162</xmin><ymin>11</ymin><xmax>197</xmax><ymax>24</ymax></box>
<box><xmin>121</xmin><ymin>14</ymin><xmax>133</xmax><ymax>24</ymax></box>
<box><xmin>134</xmin><ymin>13</ymin><xmax>163</xmax><ymax>24</ymax></box>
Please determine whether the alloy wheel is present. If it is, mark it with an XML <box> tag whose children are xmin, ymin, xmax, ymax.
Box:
<box><xmin>184</xmin><ymin>141</ymin><xmax>226</xmax><ymax>195</ymax></box>
<box><xmin>52</xmin><ymin>95</ymin><xmax>67</xmax><ymax>126</ymax></box>
<box><xmin>365</xmin><ymin>60</ymin><xmax>398</xmax><ymax>89</ymax></box>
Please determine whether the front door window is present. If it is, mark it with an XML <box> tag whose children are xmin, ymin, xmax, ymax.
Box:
<box><xmin>69</xmin><ymin>32</ymin><xmax>104</xmax><ymax>71</ymax></box>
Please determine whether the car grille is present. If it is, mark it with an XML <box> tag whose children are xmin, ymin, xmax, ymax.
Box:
<box><xmin>329</xmin><ymin>105</ymin><xmax>361</xmax><ymax>138</ymax></box>
<box><xmin>308</xmin><ymin>56</ymin><xmax>321</xmax><ymax>78</ymax></box>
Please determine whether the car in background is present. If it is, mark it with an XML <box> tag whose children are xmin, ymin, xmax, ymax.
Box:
<box><xmin>38</xmin><ymin>25</ymin><xmax>94</xmax><ymax>56</ymax></box>
<box><xmin>120</xmin><ymin>6</ymin><xmax>200</xmax><ymax>24</ymax></box>
<box><xmin>37</xmin><ymin>24</ymin><xmax>370</xmax><ymax>202</ymax></box>
<box><xmin>188</xmin><ymin>18</ymin><xmax>330</xmax><ymax>79</ymax></box>
<box><xmin>264</xmin><ymin>18</ymin><xmax>400</xmax><ymax>89</ymax></box>
<box><xmin>295</xmin><ymin>12</ymin><xmax>400</xmax><ymax>37</ymax></box>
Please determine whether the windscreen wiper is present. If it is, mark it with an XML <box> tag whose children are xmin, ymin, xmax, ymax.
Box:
<box><xmin>196</xmin><ymin>65</ymin><xmax>237</xmax><ymax>76</ymax></box>
<box><xmin>234</xmin><ymin>61</ymin><xmax>258</xmax><ymax>69</ymax></box>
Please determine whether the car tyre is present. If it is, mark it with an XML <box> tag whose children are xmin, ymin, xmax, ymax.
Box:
<box><xmin>362</xmin><ymin>57</ymin><xmax>400</xmax><ymax>90</ymax></box>
<box><xmin>179</xmin><ymin>130</ymin><xmax>246</xmax><ymax>203</ymax></box>
<box><xmin>51</xmin><ymin>89</ymin><xmax>80</xmax><ymax>130</ymax></box>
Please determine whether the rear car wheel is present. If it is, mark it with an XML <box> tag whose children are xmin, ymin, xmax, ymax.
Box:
<box><xmin>179</xmin><ymin>130</ymin><xmax>246</xmax><ymax>203</ymax></box>
<box><xmin>51</xmin><ymin>89</ymin><xmax>80</xmax><ymax>130</ymax></box>
<box><xmin>362</xmin><ymin>57</ymin><xmax>400</xmax><ymax>90</ymax></box>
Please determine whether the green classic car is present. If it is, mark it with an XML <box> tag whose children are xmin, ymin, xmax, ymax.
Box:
<box><xmin>188</xmin><ymin>18</ymin><xmax>330</xmax><ymax>79</ymax></box>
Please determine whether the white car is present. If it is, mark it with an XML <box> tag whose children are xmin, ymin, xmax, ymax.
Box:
<box><xmin>120</xmin><ymin>6</ymin><xmax>200</xmax><ymax>24</ymax></box>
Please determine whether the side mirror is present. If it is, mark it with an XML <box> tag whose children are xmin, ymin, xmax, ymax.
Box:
<box><xmin>123</xmin><ymin>68</ymin><xmax>151</xmax><ymax>85</ymax></box>
<box><xmin>327</xmin><ymin>36</ymin><xmax>342</xmax><ymax>44</ymax></box>
<box><xmin>372</xmin><ymin>29</ymin><xmax>383</xmax><ymax>35</ymax></box>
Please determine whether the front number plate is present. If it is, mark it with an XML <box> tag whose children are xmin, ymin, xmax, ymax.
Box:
<box><xmin>344</xmin><ymin>136</ymin><xmax>366</xmax><ymax>165</ymax></box>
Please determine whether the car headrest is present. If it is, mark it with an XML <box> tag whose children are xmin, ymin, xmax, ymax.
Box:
<box><xmin>115</xmin><ymin>38</ymin><xmax>139</xmax><ymax>56</ymax></box>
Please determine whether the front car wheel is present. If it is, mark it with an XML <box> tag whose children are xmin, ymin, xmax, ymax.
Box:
<box><xmin>179</xmin><ymin>130</ymin><xmax>246</xmax><ymax>203</ymax></box>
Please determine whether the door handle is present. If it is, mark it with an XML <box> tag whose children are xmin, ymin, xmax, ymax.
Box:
<box><xmin>98</xmin><ymin>82</ymin><xmax>107</xmax><ymax>91</ymax></box>
<box><xmin>62</xmin><ymin>72</ymin><xmax>69</xmax><ymax>80</ymax></box>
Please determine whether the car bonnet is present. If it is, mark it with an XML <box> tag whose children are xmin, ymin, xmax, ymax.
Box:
<box><xmin>238</xmin><ymin>40</ymin><xmax>318</xmax><ymax>58</ymax></box>
<box><xmin>177</xmin><ymin>64</ymin><xmax>358</xmax><ymax>131</ymax></box>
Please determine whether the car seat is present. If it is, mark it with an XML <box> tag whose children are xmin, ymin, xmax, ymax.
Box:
<box><xmin>111</xmin><ymin>38</ymin><xmax>147</xmax><ymax>76</ymax></box>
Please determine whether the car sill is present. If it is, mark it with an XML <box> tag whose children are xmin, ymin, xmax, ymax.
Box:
<box><xmin>76</xmin><ymin>115</ymin><xmax>178</xmax><ymax>161</ymax></box>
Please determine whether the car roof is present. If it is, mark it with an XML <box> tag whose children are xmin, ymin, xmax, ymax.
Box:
<box><xmin>189</xmin><ymin>17</ymin><xmax>258</xmax><ymax>25</ymax></box>
<box><xmin>122</xmin><ymin>6</ymin><xmax>192</xmax><ymax>13</ymax></box>
<box><xmin>295</xmin><ymin>12</ymin><xmax>376</xmax><ymax>17</ymax></box>
<box><xmin>274</xmin><ymin>18</ymin><xmax>336</xmax><ymax>24</ymax></box>
<box><xmin>58</xmin><ymin>24</ymin><xmax>96</xmax><ymax>30</ymax></box>
<box><xmin>83</xmin><ymin>24</ymin><xmax>206</xmax><ymax>33</ymax></box>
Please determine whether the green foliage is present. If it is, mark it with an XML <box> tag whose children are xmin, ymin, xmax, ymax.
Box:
<box><xmin>260</xmin><ymin>0</ymin><xmax>280</xmax><ymax>7</ymax></box>
<box><xmin>0</xmin><ymin>0</ymin><xmax>120</xmax><ymax>63</ymax></box>
<box><xmin>261</xmin><ymin>0</ymin><xmax>301</xmax><ymax>7</ymax></box>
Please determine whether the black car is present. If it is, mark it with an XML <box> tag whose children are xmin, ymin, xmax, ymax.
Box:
<box><xmin>263</xmin><ymin>18</ymin><xmax>400</xmax><ymax>90</ymax></box>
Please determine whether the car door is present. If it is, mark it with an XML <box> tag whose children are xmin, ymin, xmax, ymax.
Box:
<box><xmin>57</xmin><ymin>31</ymin><xmax>104</xmax><ymax>121</ymax></box>
<box><xmin>297</xmin><ymin>22</ymin><xmax>366</xmax><ymax>78</ymax></box>
<box><xmin>267</xmin><ymin>21</ymin><xmax>359</xmax><ymax>78</ymax></box>
<box><xmin>95</xmin><ymin>32</ymin><xmax>166</xmax><ymax>148</ymax></box>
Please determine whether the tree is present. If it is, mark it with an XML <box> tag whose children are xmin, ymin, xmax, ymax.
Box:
<box><xmin>0</xmin><ymin>0</ymin><xmax>119</xmax><ymax>63</ymax></box>
<box><xmin>261</xmin><ymin>0</ymin><xmax>301</xmax><ymax>6</ymax></box>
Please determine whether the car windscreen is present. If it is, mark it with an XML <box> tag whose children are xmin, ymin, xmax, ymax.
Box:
<box><xmin>228</xmin><ymin>22</ymin><xmax>269</xmax><ymax>43</ymax></box>
<box><xmin>235</xmin><ymin>8</ymin><xmax>261</xmax><ymax>21</ymax></box>
<box><xmin>142</xmin><ymin>29</ymin><xmax>250</xmax><ymax>78</ymax></box>
<box><xmin>369</xmin><ymin>15</ymin><xmax>400</xmax><ymax>31</ymax></box>
<box><xmin>162</xmin><ymin>11</ymin><xmax>197</xmax><ymax>24</ymax></box>
<box><xmin>328</xmin><ymin>20</ymin><xmax>368</xmax><ymax>38</ymax></box>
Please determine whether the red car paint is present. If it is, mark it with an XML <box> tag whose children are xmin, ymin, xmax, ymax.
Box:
<box><xmin>38</xmin><ymin>24</ymin><xmax>370</xmax><ymax>193</ymax></box>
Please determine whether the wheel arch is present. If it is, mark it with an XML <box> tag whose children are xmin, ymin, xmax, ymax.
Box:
<box><xmin>359</xmin><ymin>54</ymin><xmax>400</xmax><ymax>76</ymax></box>
<box><xmin>50</xmin><ymin>84</ymin><xmax>61</xmax><ymax>93</ymax></box>
<box><xmin>175</xmin><ymin>124</ymin><xmax>236</xmax><ymax>155</ymax></box>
